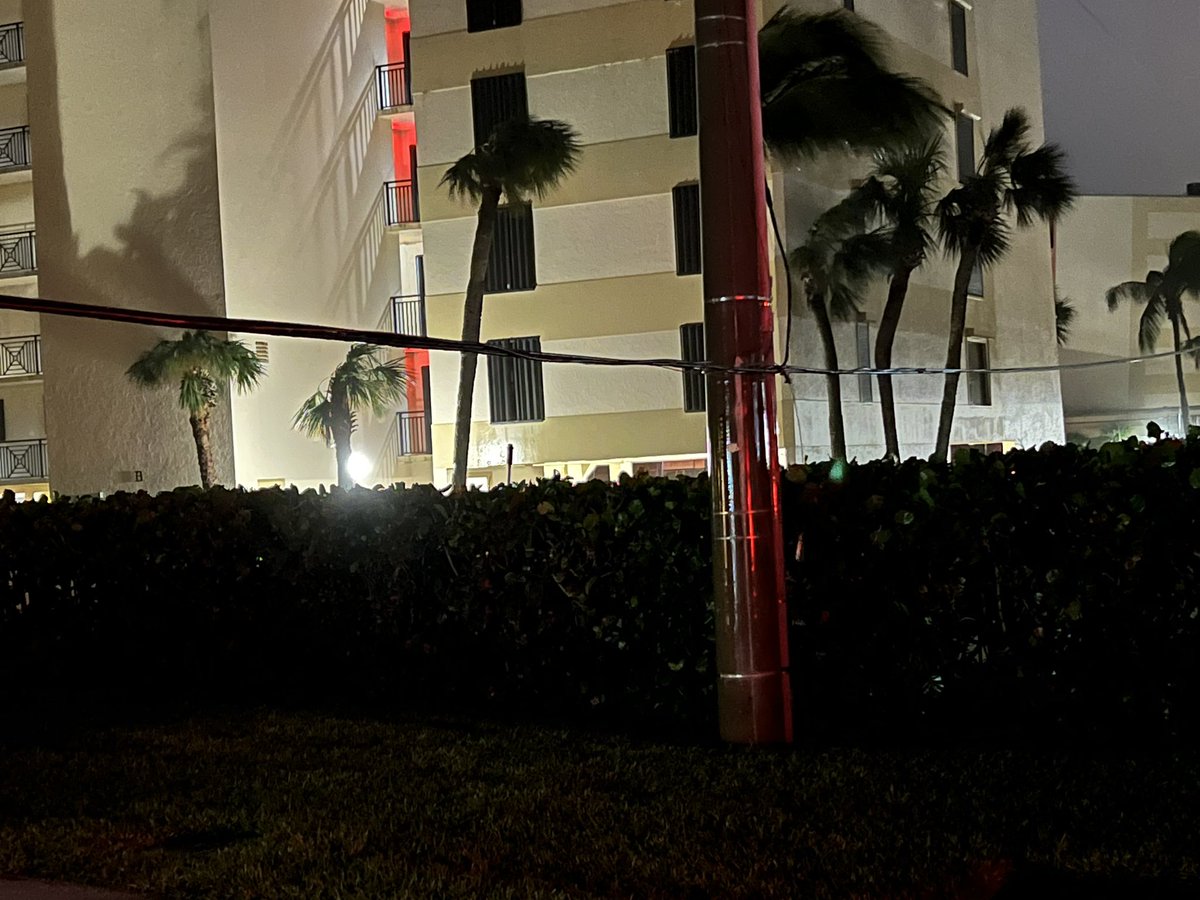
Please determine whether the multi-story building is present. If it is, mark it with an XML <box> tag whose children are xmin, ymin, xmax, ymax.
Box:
<box><xmin>1055</xmin><ymin>193</ymin><xmax>1200</xmax><ymax>442</ymax></box>
<box><xmin>10</xmin><ymin>0</ymin><xmax>1064</xmax><ymax>497</ymax></box>
<box><xmin>413</xmin><ymin>0</ymin><xmax>1065</xmax><ymax>486</ymax></box>
<box><xmin>0</xmin><ymin>1</ymin><xmax>44</xmax><ymax>500</ymax></box>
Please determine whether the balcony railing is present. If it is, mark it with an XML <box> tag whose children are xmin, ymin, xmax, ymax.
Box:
<box><xmin>0</xmin><ymin>227</ymin><xmax>35</xmax><ymax>276</ymax></box>
<box><xmin>391</xmin><ymin>294</ymin><xmax>427</xmax><ymax>337</ymax></box>
<box><xmin>0</xmin><ymin>23</ymin><xmax>24</xmax><ymax>68</ymax></box>
<box><xmin>0</xmin><ymin>126</ymin><xmax>29</xmax><ymax>171</ymax></box>
<box><xmin>396</xmin><ymin>410</ymin><xmax>431</xmax><ymax>457</ymax></box>
<box><xmin>376</xmin><ymin>62</ymin><xmax>412</xmax><ymax>110</ymax></box>
<box><xmin>385</xmin><ymin>180</ymin><xmax>420</xmax><ymax>226</ymax></box>
<box><xmin>0</xmin><ymin>334</ymin><xmax>40</xmax><ymax>377</ymax></box>
<box><xmin>0</xmin><ymin>439</ymin><xmax>47</xmax><ymax>481</ymax></box>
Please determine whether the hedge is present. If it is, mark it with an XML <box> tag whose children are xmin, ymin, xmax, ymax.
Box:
<box><xmin>2</xmin><ymin>434</ymin><xmax>1200</xmax><ymax>742</ymax></box>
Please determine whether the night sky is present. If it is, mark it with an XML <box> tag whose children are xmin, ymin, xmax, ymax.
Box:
<box><xmin>1038</xmin><ymin>0</ymin><xmax>1200</xmax><ymax>197</ymax></box>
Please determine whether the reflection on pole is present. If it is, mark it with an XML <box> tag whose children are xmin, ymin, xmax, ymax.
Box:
<box><xmin>695</xmin><ymin>0</ymin><xmax>792</xmax><ymax>744</ymax></box>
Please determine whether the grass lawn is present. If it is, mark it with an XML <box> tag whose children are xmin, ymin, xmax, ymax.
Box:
<box><xmin>0</xmin><ymin>709</ymin><xmax>1197</xmax><ymax>898</ymax></box>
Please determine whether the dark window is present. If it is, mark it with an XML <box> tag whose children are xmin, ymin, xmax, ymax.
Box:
<box><xmin>856</xmin><ymin>320</ymin><xmax>873</xmax><ymax>402</ymax></box>
<box><xmin>956</xmin><ymin>112</ymin><xmax>975</xmax><ymax>182</ymax></box>
<box><xmin>467</xmin><ymin>0</ymin><xmax>522</xmax><ymax>33</ymax></box>
<box><xmin>487</xmin><ymin>336</ymin><xmax>545</xmax><ymax>423</ymax></box>
<box><xmin>968</xmin><ymin>258</ymin><xmax>984</xmax><ymax>297</ymax></box>
<box><xmin>843</xmin><ymin>0</ymin><xmax>855</xmax><ymax>9</ymax></box>
<box><xmin>470</xmin><ymin>71</ymin><xmax>528</xmax><ymax>145</ymax></box>
<box><xmin>673</xmin><ymin>183</ymin><xmax>702</xmax><ymax>275</ymax></box>
<box><xmin>966</xmin><ymin>339</ymin><xmax>992</xmax><ymax>406</ymax></box>
<box><xmin>950</xmin><ymin>2</ymin><xmax>969</xmax><ymax>75</ymax></box>
<box><xmin>666</xmin><ymin>45</ymin><xmax>697</xmax><ymax>138</ymax></box>
<box><xmin>485</xmin><ymin>202</ymin><xmax>536</xmax><ymax>293</ymax></box>
<box><xmin>0</xmin><ymin>398</ymin><xmax>5</xmax><ymax>442</ymax></box>
<box><xmin>680</xmin><ymin>323</ymin><xmax>706</xmax><ymax>412</ymax></box>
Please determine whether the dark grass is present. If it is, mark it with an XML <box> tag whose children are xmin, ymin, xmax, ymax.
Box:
<box><xmin>0</xmin><ymin>709</ymin><xmax>1198</xmax><ymax>899</ymax></box>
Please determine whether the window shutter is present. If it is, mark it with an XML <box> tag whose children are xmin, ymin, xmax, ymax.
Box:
<box><xmin>471</xmin><ymin>72</ymin><xmax>528</xmax><ymax>146</ymax></box>
<box><xmin>487</xmin><ymin>336</ymin><xmax>545</xmax><ymax>423</ymax></box>
<box><xmin>966</xmin><ymin>339</ymin><xmax>992</xmax><ymax>406</ymax></box>
<box><xmin>680</xmin><ymin>323</ymin><xmax>706</xmax><ymax>412</ymax></box>
<box><xmin>950</xmin><ymin>2</ymin><xmax>969</xmax><ymax>75</ymax></box>
<box><xmin>856</xmin><ymin>320</ymin><xmax>873</xmax><ymax>402</ymax></box>
<box><xmin>956</xmin><ymin>113</ymin><xmax>975</xmax><ymax>182</ymax></box>
<box><xmin>486</xmin><ymin>202</ymin><xmax>536</xmax><ymax>294</ymax></box>
<box><xmin>666</xmin><ymin>46</ymin><xmax>697</xmax><ymax>138</ymax></box>
<box><xmin>467</xmin><ymin>0</ymin><xmax>523</xmax><ymax>33</ymax></box>
<box><xmin>673</xmin><ymin>184</ymin><xmax>702</xmax><ymax>276</ymax></box>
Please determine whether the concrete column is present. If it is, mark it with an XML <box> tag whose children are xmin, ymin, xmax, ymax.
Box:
<box><xmin>25</xmin><ymin>0</ymin><xmax>231</xmax><ymax>495</ymax></box>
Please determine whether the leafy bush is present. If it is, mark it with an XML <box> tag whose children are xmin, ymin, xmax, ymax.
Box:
<box><xmin>3</xmin><ymin>435</ymin><xmax>1200</xmax><ymax>742</ymax></box>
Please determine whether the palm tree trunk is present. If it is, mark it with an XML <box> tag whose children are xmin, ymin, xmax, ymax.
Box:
<box><xmin>934</xmin><ymin>248</ymin><xmax>979</xmax><ymax>462</ymax></box>
<box><xmin>808</xmin><ymin>289</ymin><xmax>847</xmax><ymax>460</ymax></box>
<box><xmin>1171</xmin><ymin>312</ymin><xmax>1191</xmax><ymax>435</ymax></box>
<box><xmin>188</xmin><ymin>407</ymin><xmax>214</xmax><ymax>489</ymax></box>
<box><xmin>332</xmin><ymin>388</ymin><xmax>354</xmax><ymax>490</ymax></box>
<box><xmin>452</xmin><ymin>185</ymin><xmax>503</xmax><ymax>491</ymax></box>
<box><xmin>876</xmin><ymin>266</ymin><xmax>913</xmax><ymax>461</ymax></box>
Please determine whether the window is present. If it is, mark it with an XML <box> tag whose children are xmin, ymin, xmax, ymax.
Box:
<box><xmin>950</xmin><ymin>442</ymin><xmax>1005</xmax><ymax>457</ymax></box>
<box><xmin>666</xmin><ymin>45</ymin><xmax>698</xmax><ymax>138</ymax></box>
<box><xmin>467</xmin><ymin>0</ymin><xmax>522</xmax><ymax>33</ymax></box>
<box><xmin>680</xmin><ymin>323</ymin><xmax>706</xmax><ymax>412</ymax></box>
<box><xmin>673</xmin><ymin>183</ymin><xmax>702</xmax><ymax>275</ymax></box>
<box><xmin>843</xmin><ymin>0</ymin><xmax>855</xmax><ymax>9</ymax></box>
<box><xmin>950</xmin><ymin>1</ymin><xmax>969</xmax><ymax>75</ymax></box>
<box><xmin>956</xmin><ymin>112</ymin><xmax>975</xmax><ymax>182</ymax></box>
<box><xmin>486</xmin><ymin>202</ymin><xmax>536</xmax><ymax>293</ymax></box>
<box><xmin>856</xmin><ymin>319</ymin><xmax>873</xmax><ymax>402</ymax></box>
<box><xmin>470</xmin><ymin>71</ymin><xmax>528</xmax><ymax>145</ymax></box>
<box><xmin>0</xmin><ymin>398</ymin><xmax>5</xmax><ymax>442</ymax></box>
<box><xmin>487</xmin><ymin>336</ymin><xmax>545</xmax><ymax>423</ymax></box>
<box><xmin>966</xmin><ymin>338</ymin><xmax>991</xmax><ymax>406</ymax></box>
<box><xmin>968</xmin><ymin>258</ymin><xmax>984</xmax><ymax>297</ymax></box>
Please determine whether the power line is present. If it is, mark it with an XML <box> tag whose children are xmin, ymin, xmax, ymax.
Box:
<box><xmin>0</xmin><ymin>291</ymin><xmax>1187</xmax><ymax>378</ymax></box>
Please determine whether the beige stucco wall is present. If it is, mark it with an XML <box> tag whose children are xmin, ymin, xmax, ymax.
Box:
<box><xmin>209</xmin><ymin>0</ymin><xmax>404</xmax><ymax>489</ymax></box>
<box><xmin>27</xmin><ymin>0</ymin><xmax>233</xmax><ymax>495</ymax></box>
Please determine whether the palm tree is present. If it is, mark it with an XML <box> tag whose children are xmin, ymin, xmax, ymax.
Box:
<box><xmin>1106</xmin><ymin>231</ymin><xmax>1200</xmax><ymax>435</ymax></box>
<box><xmin>933</xmin><ymin>108</ymin><xmax>1075</xmax><ymax>461</ymax></box>
<box><xmin>293</xmin><ymin>344</ymin><xmax>407</xmax><ymax>489</ymax></box>
<box><xmin>854</xmin><ymin>139</ymin><xmax>947</xmax><ymax>460</ymax></box>
<box><xmin>126</xmin><ymin>331</ymin><xmax>264</xmax><ymax>489</ymax></box>
<box><xmin>792</xmin><ymin>188</ymin><xmax>896</xmax><ymax>460</ymax></box>
<box><xmin>441</xmin><ymin>116</ymin><xmax>581</xmax><ymax>491</ymax></box>
<box><xmin>758</xmin><ymin>9</ymin><xmax>946</xmax><ymax>160</ymax></box>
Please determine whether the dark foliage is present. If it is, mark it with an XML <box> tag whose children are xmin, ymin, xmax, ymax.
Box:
<box><xmin>3</xmin><ymin>436</ymin><xmax>1200</xmax><ymax>744</ymax></box>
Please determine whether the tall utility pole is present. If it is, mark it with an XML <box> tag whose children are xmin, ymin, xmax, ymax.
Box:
<box><xmin>695</xmin><ymin>0</ymin><xmax>792</xmax><ymax>744</ymax></box>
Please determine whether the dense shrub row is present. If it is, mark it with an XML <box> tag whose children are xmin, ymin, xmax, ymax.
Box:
<box><xmin>3</xmin><ymin>434</ymin><xmax>1200</xmax><ymax>741</ymax></box>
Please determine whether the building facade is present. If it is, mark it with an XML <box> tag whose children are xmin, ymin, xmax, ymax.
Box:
<box><xmin>1055</xmin><ymin>194</ymin><xmax>1200</xmax><ymax>442</ymax></box>
<box><xmin>7</xmin><ymin>0</ymin><xmax>1065</xmax><ymax>496</ymax></box>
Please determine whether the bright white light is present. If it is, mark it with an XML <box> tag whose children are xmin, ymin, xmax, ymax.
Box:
<box><xmin>347</xmin><ymin>451</ymin><xmax>372</xmax><ymax>484</ymax></box>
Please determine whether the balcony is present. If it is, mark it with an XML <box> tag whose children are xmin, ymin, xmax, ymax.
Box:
<box><xmin>384</xmin><ymin>179</ymin><xmax>420</xmax><ymax>227</ymax></box>
<box><xmin>376</xmin><ymin>62</ymin><xmax>412</xmax><ymax>111</ymax></box>
<box><xmin>0</xmin><ymin>439</ymin><xmax>47</xmax><ymax>482</ymax></box>
<box><xmin>0</xmin><ymin>335</ymin><xmax>40</xmax><ymax>378</ymax></box>
<box><xmin>0</xmin><ymin>126</ymin><xmax>30</xmax><ymax>173</ymax></box>
<box><xmin>391</xmin><ymin>294</ymin><xmax>427</xmax><ymax>337</ymax></box>
<box><xmin>396</xmin><ymin>410</ymin><xmax>431</xmax><ymax>457</ymax></box>
<box><xmin>0</xmin><ymin>227</ymin><xmax>35</xmax><ymax>278</ymax></box>
<box><xmin>0</xmin><ymin>23</ymin><xmax>24</xmax><ymax>69</ymax></box>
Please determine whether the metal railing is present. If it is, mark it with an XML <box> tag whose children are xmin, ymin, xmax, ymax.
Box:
<box><xmin>0</xmin><ymin>23</ymin><xmax>24</xmax><ymax>68</ymax></box>
<box><xmin>0</xmin><ymin>126</ymin><xmax>29</xmax><ymax>171</ymax></box>
<box><xmin>391</xmin><ymin>294</ymin><xmax>427</xmax><ymax>337</ymax></box>
<box><xmin>0</xmin><ymin>227</ymin><xmax>35</xmax><ymax>276</ymax></box>
<box><xmin>0</xmin><ymin>334</ymin><xmax>40</xmax><ymax>377</ymax></box>
<box><xmin>384</xmin><ymin>180</ymin><xmax>420</xmax><ymax>226</ymax></box>
<box><xmin>396</xmin><ymin>410</ymin><xmax>431</xmax><ymax>457</ymax></box>
<box><xmin>0</xmin><ymin>439</ymin><xmax>47</xmax><ymax>481</ymax></box>
<box><xmin>376</xmin><ymin>62</ymin><xmax>412</xmax><ymax>109</ymax></box>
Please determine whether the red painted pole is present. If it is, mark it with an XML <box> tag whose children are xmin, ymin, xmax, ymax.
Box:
<box><xmin>695</xmin><ymin>0</ymin><xmax>792</xmax><ymax>744</ymax></box>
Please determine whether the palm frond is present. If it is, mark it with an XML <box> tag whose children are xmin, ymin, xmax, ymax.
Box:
<box><xmin>440</xmin><ymin>153</ymin><xmax>486</xmax><ymax>203</ymax></box>
<box><xmin>292</xmin><ymin>391</ymin><xmax>336</xmax><ymax>444</ymax></box>
<box><xmin>127</xmin><ymin>330</ymin><xmax>264</xmax><ymax>410</ymax></box>
<box><xmin>1166</xmin><ymin>231</ymin><xmax>1200</xmax><ymax>298</ymax></box>
<box><xmin>1105</xmin><ymin>279</ymin><xmax>1156</xmax><ymax>311</ymax></box>
<box><xmin>490</xmin><ymin>117</ymin><xmax>582</xmax><ymax>200</ymax></box>
<box><xmin>1138</xmin><ymin>299</ymin><xmax>1167</xmax><ymax>352</ymax></box>
<box><xmin>1007</xmin><ymin>144</ymin><xmax>1076</xmax><ymax>226</ymax></box>
<box><xmin>981</xmin><ymin>108</ymin><xmax>1031</xmax><ymax>173</ymax></box>
<box><xmin>758</xmin><ymin>9</ymin><xmax>946</xmax><ymax>159</ymax></box>
<box><xmin>1054</xmin><ymin>295</ymin><xmax>1076</xmax><ymax>347</ymax></box>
